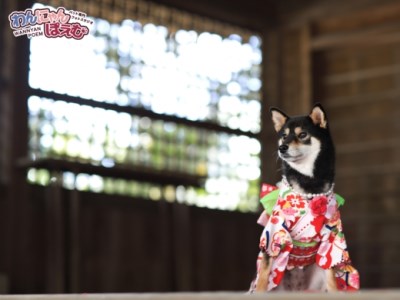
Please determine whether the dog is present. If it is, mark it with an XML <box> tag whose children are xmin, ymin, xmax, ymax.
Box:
<box><xmin>249</xmin><ymin>103</ymin><xmax>359</xmax><ymax>292</ymax></box>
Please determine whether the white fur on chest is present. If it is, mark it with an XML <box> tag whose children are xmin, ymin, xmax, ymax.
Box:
<box><xmin>286</xmin><ymin>137</ymin><xmax>321</xmax><ymax>178</ymax></box>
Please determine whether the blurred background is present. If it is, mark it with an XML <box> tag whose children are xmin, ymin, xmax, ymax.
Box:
<box><xmin>0</xmin><ymin>0</ymin><xmax>399</xmax><ymax>294</ymax></box>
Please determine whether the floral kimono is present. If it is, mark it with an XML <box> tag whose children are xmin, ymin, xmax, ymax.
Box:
<box><xmin>251</xmin><ymin>182</ymin><xmax>360</xmax><ymax>292</ymax></box>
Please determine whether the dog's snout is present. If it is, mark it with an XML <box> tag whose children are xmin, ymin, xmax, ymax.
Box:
<box><xmin>278</xmin><ymin>144</ymin><xmax>288</xmax><ymax>153</ymax></box>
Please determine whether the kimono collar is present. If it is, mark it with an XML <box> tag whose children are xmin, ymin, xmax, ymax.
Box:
<box><xmin>259</xmin><ymin>179</ymin><xmax>345</xmax><ymax>216</ymax></box>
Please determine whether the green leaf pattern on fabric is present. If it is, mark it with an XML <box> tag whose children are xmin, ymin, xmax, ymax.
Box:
<box><xmin>335</xmin><ymin>193</ymin><xmax>345</xmax><ymax>207</ymax></box>
<box><xmin>260</xmin><ymin>189</ymin><xmax>280</xmax><ymax>215</ymax></box>
<box><xmin>259</xmin><ymin>189</ymin><xmax>346</xmax><ymax>215</ymax></box>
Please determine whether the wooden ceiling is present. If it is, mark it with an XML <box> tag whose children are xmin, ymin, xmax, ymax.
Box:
<box><xmin>150</xmin><ymin>0</ymin><xmax>279</xmax><ymax>31</ymax></box>
<box><xmin>150</xmin><ymin>0</ymin><xmax>400</xmax><ymax>32</ymax></box>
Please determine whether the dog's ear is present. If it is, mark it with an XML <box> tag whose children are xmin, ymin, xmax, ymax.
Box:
<box><xmin>270</xmin><ymin>107</ymin><xmax>288</xmax><ymax>132</ymax></box>
<box><xmin>309</xmin><ymin>103</ymin><xmax>328</xmax><ymax>129</ymax></box>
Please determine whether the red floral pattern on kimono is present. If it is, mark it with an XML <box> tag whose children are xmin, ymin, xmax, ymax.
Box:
<box><xmin>252</xmin><ymin>182</ymin><xmax>360</xmax><ymax>292</ymax></box>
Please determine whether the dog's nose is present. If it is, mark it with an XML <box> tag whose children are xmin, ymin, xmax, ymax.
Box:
<box><xmin>278</xmin><ymin>144</ymin><xmax>288</xmax><ymax>153</ymax></box>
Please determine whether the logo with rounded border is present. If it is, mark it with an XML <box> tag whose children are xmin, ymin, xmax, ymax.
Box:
<box><xmin>9</xmin><ymin>6</ymin><xmax>93</xmax><ymax>39</ymax></box>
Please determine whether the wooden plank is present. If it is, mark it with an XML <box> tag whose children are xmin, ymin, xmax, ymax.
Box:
<box><xmin>277</xmin><ymin>0</ymin><xmax>399</xmax><ymax>28</ymax></box>
<box><xmin>68</xmin><ymin>188</ymin><xmax>80</xmax><ymax>293</ymax></box>
<box><xmin>337</xmin><ymin>163</ymin><xmax>400</xmax><ymax>177</ymax></box>
<box><xmin>314</xmin><ymin>0</ymin><xmax>400</xmax><ymax>35</ymax></box>
<box><xmin>171</xmin><ymin>204</ymin><xmax>193</xmax><ymax>290</ymax></box>
<box><xmin>325</xmin><ymin>97</ymin><xmax>398</xmax><ymax>126</ymax></box>
<box><xmin>2</xmin><ymin>291</ymin><xmax>400</xmax><ymax>300</ymax></box>
<box><xmin>329</xmin><ymin>112</ymin><xmax>400</xmax><ymax>130</ymax></box>
<box><xmin>333</xmin><ymin>125</ymin><xmax>398</xmax><ymax>145</ymax></box>
<box><xmin>337</xmin><ymin>148</ymin><xmax>398</xmax><ymax>171</ymax></box>
<box><xmin>313</xmin><ymin>45</ymin><xmax>397</xmax><ymax>77</ymax></box>
<box><xmin>156</xmin><ymin>201</ymin><xmax>173</xmax><ymax>291</ymax></box>
<box><xmin>323</xmin><ymin>64</ymin><xmax>400</xmax><ymax>85</ymax></box>
<box><xmin>192</xmin><ymin>215</ymin><xmax>214</xmax><ymax>290</ymax></box>
<box><xmin>335</xmin><ymin>174</ymin><xmax>400</xmax><ymax>197</ymax></box>
<box><xmin>45</xmin><ymin>176</ymin><xmax>66</xmax><ymax>293</ymax></box>
<box><xmin>312</xmin><ymin>21</ymin><xmax>400</xmax><ymax>50</ymax></box>
<box><xmin>323</xmin><ymin>88</ymin><xmax>400</xmax><ymax>107</ymax></box>
<box><xmin>337</xmin><ymin>138</ymin><xmax>400</xmax><ymax>154</ymax></box>
<box><xmin>78</xmin><ymin>190</ymin><xmax>170</xmax><ymax>292</ymax></box>
<box><xmin>320</xmin><ymin>75</ymin><xmax>395</xmax><ymax>100</ymax></box>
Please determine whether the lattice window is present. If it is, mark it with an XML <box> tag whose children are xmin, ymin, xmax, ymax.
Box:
<box><xmin>27</xmin><ymin>1</ymin><xmax>262</xmax><ymax>212</ymax></box>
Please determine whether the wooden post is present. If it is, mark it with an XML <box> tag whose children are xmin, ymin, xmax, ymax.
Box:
<box><xmin>172</xmin><ymin>203</ymin><xmax>193</xmax><ymax>290</ymax></box>
<box><xmin>299</xmin><ymin>24</ymin><xmax>312</xmax><ymax>111</ymax></box>
<box><xmin>260</xmin><ymin>28</ymin><xmax>281</xmax><ymax>185</ymax></box>
<box><xmin>6</xmin><ymin>0</ymin><xmax>33</xmax><ymax>292</ymax></box>
<box><xmin>157</xmin><ymin>200</ymin><xmax>173</xmax><ymax>291</ymax></box>
<box><xmin>69</xmin><ymin>186</ymin><xmax>80</xmax><ymax>293</ymax></box>
<box><xmin>45</xmin><ymin>173</ymin><xmax>66</xmax><ymax>293</ymax></box>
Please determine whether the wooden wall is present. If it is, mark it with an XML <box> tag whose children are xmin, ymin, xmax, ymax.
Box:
<box><xmin>264</xmin><ymin>0</ymin><xmax>400</xmax><ymax>288</ymax></box>
<box><xmin>313</xmin><ymin>8</ymin><xmax>400</xmax><ymax>288</ymax></box>
<box><xmin>6</xmin><ymin>185</ymin><xmax>260</xmax><ymax>294</ymax></box>
<box><xmin>2</xmin><ymin>0</ymin><xmax>400</xmax><ymax>294</ymax></box>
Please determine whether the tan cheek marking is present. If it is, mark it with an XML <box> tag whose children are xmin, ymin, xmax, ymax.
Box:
<box><xmin>290</xmin><ymin>127</ymin><xmax>302</xmax><ymax>145</ymax></box>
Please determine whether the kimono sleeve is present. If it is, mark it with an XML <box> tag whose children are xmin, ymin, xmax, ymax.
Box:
<box><xmin>316</xmin><ymin>209</ymin><xmax>360</xmax><ymax>290</ymax></box>
<box><xmin>260</xmin><ymin>211</ymin><xmax>293</xmax><ymax>257</ymax></box>
<box><xmin>260</xmin><ymin>210</ymin><xmax>293</xmax><ymax>290</ymax></box>
<box><xmin>316</xmin><ymin>209</ymin><xmax>349</xmax><ymax>268</ymax></box>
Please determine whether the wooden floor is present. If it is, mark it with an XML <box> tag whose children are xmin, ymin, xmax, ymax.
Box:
<box><xmin>1</xmin><ymin>291</ymin><xmax>400</xmax><ymax>300</ymax></box>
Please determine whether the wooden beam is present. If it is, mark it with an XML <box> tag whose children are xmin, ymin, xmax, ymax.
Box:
<box><xmin>312</xmin><ymin>21</ymin><xmax>400</xmax><ymax>50</ymax></box>
<box><xmin>277</xmin><ymin>0</ymin><xmax>400</xmax><ymax>29</ymax></box>
<box><xmin>323</xmin><ymin>64</ymin><xmax>400</xmax><ymax>85</ymax></box>
<box><xmin>314</xmin><ymin>0</ymin><xmax>400</xmax><ymax>35</ymax></box>
<box><xmin>329</xmin><ymin>112</ymin><xmax>400</xmax><ymax>130</ymax></box>
<box><xmin>337</xmin><ymin>138</ymin><xmax>400</xmax><ymax>154</ymax></box>
<box><xmin>323</xmin><ymin>87</ymin><xmax>400</xmax><ymax>107</ymax></box>
<box><xmin>30</xmin><ymin>89</ymin><xmax>260</xmax><ymax>140</ymax></box>
<box><xmin>338</xmin><ymin>163</ymin><xmax>400</xmax><ymax>177</ymax></box>
<box><xmin>17</xmin><ymin>158</ymin><xmax>207</xmax><ymax>188</ymax></box>
<box><xmin>149</xmin><ymin>0</ymin><xmax>275</xmax><ymax>31</ymax></box>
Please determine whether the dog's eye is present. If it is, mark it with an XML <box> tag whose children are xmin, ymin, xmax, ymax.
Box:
<box><xmin>281</xmin><ymin>133</ymin><xmax>287</xmax><ymax>139</ymax></box>
<box><xmin>298</xmin><ymin>132</ymin><xmax>307</xmax><ymax>139</ymax></box>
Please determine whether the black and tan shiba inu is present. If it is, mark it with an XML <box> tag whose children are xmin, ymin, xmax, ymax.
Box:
<box><xmin>272</xmin><ymin>103</ymin><xmax>335</xmax><ymax>195</ymax></box>
<box><xmin>250</xmin><ymin>104</ymin><xmax>359</xmax><ymax>293</ymax></box>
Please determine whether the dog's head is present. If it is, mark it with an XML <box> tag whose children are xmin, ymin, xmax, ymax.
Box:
<box><xmin>269</xmin><ymin>103</ymin><xmax>332</xmax><ymax>177</ymax></box>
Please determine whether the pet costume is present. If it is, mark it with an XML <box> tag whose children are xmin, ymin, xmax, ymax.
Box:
<box><xmin>250</xmin><ymin>179</ymin><xmax>360</xmax><ymax>292</ymax></box>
